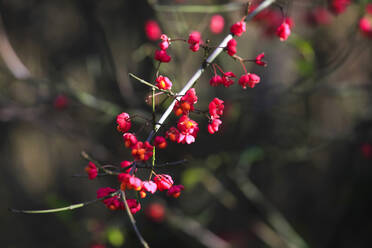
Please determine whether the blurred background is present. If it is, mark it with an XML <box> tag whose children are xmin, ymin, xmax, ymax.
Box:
<box><xmin>1</xmin><ymin>0</ymin><xmax>372</xmax><ymax>247</ymax></box>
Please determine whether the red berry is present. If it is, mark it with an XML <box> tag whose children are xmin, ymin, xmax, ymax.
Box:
<box><xmin>155</xmin><ymin>49</ymin><xmax>171</xmax><ymax>63</ymax></box>
<box><xmin>359</xmin><ymin>17</ymin><xmax>372</xmax><ymax>38</ymax></box>
<box><xmin>221</xmin><ymin>72</ymin><xmax>236</xmax><ymax>87</ymax></box>
<box><xmin>167</xmin><ymin>185</ymin><xmax>185</xmax><ymax>198</ymax></box>
<box><xmin>188</xmin><ymin>31</ymin><xmax>201</xmax><ymax>52</ymax></box>
<box><xmin>361</xmin><ymin>143</ymin><xmax>372</xmax><ymax>158</ymax></box>
<box><xmin>53</xmin><ymin>94</ymin><xmax>68</xmax><ymax>110</ymax></box>
<box><xmin>189</xmin><ymin>43</ymin><xmax>200</xmax><ymax>52</ymax></box>
<box><xmin>131</xmin><ymin>141</ymin><xmax>153</xmax><ymax>161</ymax></box>
<box><xmin>116</xmin><ymin>112</ymin><xmax>131</xmax><ymax>133</ymax></box>
<box><xmin>118</xmin><ymin>173</ymin><xmax>142</xmax><ymax>191</ymax></box>
<box><xmin>329</xmin><ymin>0</ymin><xmax>351</xmax><ymax>15</ymax></box>
<box><xmin>276</xmin><ymin>20</ymin><xmax>291</xmax><ymax>41</ymax></box>
<box><xmin>155</xmin><ymin>75</ymin><xmax>172</xmax><ymax>90</ymax></box>
<box><xmin>306</xmin><ymin>7</ymin><xmax>332</xmax><ymax>26</ymax></box>
<box><xmin>230</xmin><ymin>20</ymin><xmax>246</xmax><ymax>36</ymax></box>
<box><xmin>123</xmin><ymin>133</ymin><xmax>138</xmax><ymax>148</ymax></box>
<box><xmin>166</xmin><ymin>127</ymin><xmax>180</xmax><ymax>142</ymax></box>
<box><xmin>120</xmin><ymin>161</ymin><xmax>133</xmax><ymax>173</ymax></box>
<box><xmin>154</xmin><ymin>174</ymin><xmax>174</xmax><ymax>191</ymax></box>
<box><xmin>142</xmin><ymin>181</ymin><xmax>157</xmax><ymax>194</ymax></box>
<box><xmin>127</xmin><ymin>199</ymin><xmax>141</xmax><ymax>214</ymax></box>
<box><xmin>226</xmin><ymin>39</ymin><xmax>237</xmax><ymax>56</ymax></box>
<box><xmin>238</xmin><ymin>73</ymin><xmax>260</xmax><ymax>89</ymax></box>
<box><xmin>145</xmin><ymin>203</ymin><xmax>165</xmax><ymax>222</ymax></box>
<box><xmin>208</xmin><ymin>118</ymin><xmax>222</xmax><ymax>134</ymax></box>
<box><xmin>85</xmin><ymin>161</ymin><xmax>98</xmax><ymax>180</ymax></box>
<box><xmin>209</xmin><ymin>98</ymin><xmax>224</xmax><ymax>119</ymax></box>
<box><xmin>188</xmin><ymin>31</ymin><xmax>201</xmax><ymax>44</ymax></box>
<box><xmin>209</xmin><ymin>75</ymin><xmax>222</xmax><ymax>87</ymax></box>
<box><xmin>145</xmin><ymin>20</ymin><xmax>161</xmax><ymax>41</ymax></box>
<box><xmin>154</xmin><ymin>136</ymin><xmax>167</xmax><ymax>149</ymax></box>
<box><xmin>97</xmin><ymin>187</ymin><xmax>123</xmax><ymax>210</ymax></box>
<box><xmin>159</xmin><ymin>34</ymin><xmax>170</xmax><ymax>50</ymax></box>
<box><xmin>177</xmin><ymin>115</ymin><xmax>199</xmax><ymax>144</ymax></box>
<box><xmin>367</xmin><ymin>4</ymin><xmax>372</xmax><ymax>15</ymax></box>
<box><xmin>210</xmin><ymin>15</ymin><xmax>225</xmax><ymax>34</ymax></box>
<box><xmin>173</xmin><ymin>88</ymin><xmax>198</xmax><ymax>116</ymax></box>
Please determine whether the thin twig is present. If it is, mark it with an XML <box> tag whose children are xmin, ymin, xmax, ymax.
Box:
<box><xmin>10</xmin><ymin>191</ymin><xmax>120</xmax><ymax>214</ymax></box>
<box><xmin>120</xmin><ymin>190</ymin><xmax>150</xmax><ymax>248</ymax></box>
<box><xmin>150</xmin><ymin>87</ymin><xmax>156</xmax><ymax>180</ymax></box>
<box><xmin>72</xmin><ymin>173</ymin><xmax>109</xmax><ymax>178</ymax></box>
<box><xmin>129</xmin><ymin>73</ymin><xmax>174</xmax><ymax>96</ymax></box>
<box><xmin>135</xmin><ymin>159</ymin><xmax>188</xmax><ymax>169</ymax></box>
<box><xmin>146</xmin><ymin>0</ymin><xmax>276</xmax><ymax>141</ymax></box>
<box><xmin>81</xmin><ymin>151</ymin><xmax>120</xmax><ymax>176</ymax></box>
<box><xmin>153</xmin><ymin>159</ymin><xmax>188</xmax><ymax>168</ymax></box>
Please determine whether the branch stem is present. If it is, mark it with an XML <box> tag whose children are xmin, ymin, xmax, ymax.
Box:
<box><xmin>81</xmin><ymin>151</ymin><xmax>120</xmax><ymax>176</ymax></box>
<box><xmin>121</xmin><ymin>190</ymin><xmax>150</xmax><ymax>248</ymax></box>
<box><xmin>129</xmin><ymin>73</ymin><xmax>174</xmax><ymax>96</ymax></box>
<box><xmin>146</xmin><ymin>0</ymin><xmax>276</xmax><ymax>141</ymax></box>
<box><xmin>10</xmin><ymin>191</ymin><xmax>119</xmax><ymax>214</ymax></box>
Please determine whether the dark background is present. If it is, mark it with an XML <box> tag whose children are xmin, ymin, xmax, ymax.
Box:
<box><xmin>1</xmin><ymin>0</ymin><xmax>372</xmax><ymax>247</ymax></box>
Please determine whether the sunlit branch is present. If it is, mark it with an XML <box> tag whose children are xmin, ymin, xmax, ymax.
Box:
<box><xmin>146</xmin><ymin>0</ymin><xmax>277</xmax><ymax>142</ymax></box>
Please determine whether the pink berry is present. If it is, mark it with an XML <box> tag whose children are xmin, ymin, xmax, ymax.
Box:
<box><xmin>359</xmin><ymin>17</ymin><xmax>372</xmax><ymax>38</ymax></box>
<box><xmin>155</xmin><ymin>49</ymin><xmax>171</xmax><ymax>63</ymax></box>
<box><xmin>155</xmin><ymin>75</ymin><xmax>172</xmax><ymax>90</ymax></box>
<box><xmin>144</xmin><ymin>20</ymin><xmax>161</xmax><ymax>41</ymax></box>
<box><xmin>116</xmin><ymin>112</ymin><xmax>131</xmax><ymax>133</ymax></box>
<box><xmin>226</xmin><ymin>39</ymin><xmax>237</xmax><ymax>56</ymax></box>
<box><xmin>85</xmin><ymin>162</ymin><xmax>98</xmax><ymax>180</ymax></box>
<box><xmin>188</xmin><ymin>31</ymin><xmax>201</xmax><ymax>52</ymax></box>
<box><xmin>154</xmin><ymin>136</ymin><xmax>167</xmax><ymax>149</ymax></box>
<box><xmin>167</xmin><ymin>185</ymin><xmax>185</xmax><ymax>198</ymax></box>
<box><xmin>210</xmin><ymin>15</ymin><xmax>225</xmax><ymax>34</ymax></box>
<box><xmin>208</xmin><ymin>118</ymin><xmax>222</xmax><ymax>134</ymax></box>
<box><xmin>276</xmin><ymin>21</ymin><xmax>291</xmax><ymax>41</ymax></box>
<box><xmin>209</xmin><ymin>75</ymin><xmax>223</xmax><ymax>87</ymax></box>
<box><xmin>230</xmin><ymin>21</ymin><xmax>246</xmax><ymax>36</ymax></box>
<box><xmin>238</xmin><ymin>73</ymin><xmax>260</xmax><ymax>89</ymax></box>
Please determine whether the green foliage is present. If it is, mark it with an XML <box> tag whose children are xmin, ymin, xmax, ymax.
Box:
<box><xmin>107</xmin><ymin>227</ymin><xmax>125</xmax><ymax>247</ymax></box>
<box><xmin>239</xmin><ymin>146</ymin><xmax>264</xmax><ymax>165</ymax></box>
<box><xmin>290</xmin><ymin>34</ymin><xmax>315</xmax><ymax>77</ymax></box>
<box><xmin>181</xmin><ymin>167</ymin><xmax>206</xmax><ymax>190</ymax></box>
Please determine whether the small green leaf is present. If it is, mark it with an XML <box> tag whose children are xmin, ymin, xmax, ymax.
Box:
<box><xmin>107</xmin><ymin>227</ymin><xmax>125</xmax><ymax>247</ymax></box>
<box><xmin>289</xmin><ymin>34</ymin><xmax>315</xmax><ymax>77</ymax></box>
<box><xmin>240</xmin><ymin>146</ymin><xmax>264</xmax><ymax>165</ymax></box>
<box><xmin>181</xmin><ymin>168</ymin><xmax>206</xmax><ymax>189</ymax></box>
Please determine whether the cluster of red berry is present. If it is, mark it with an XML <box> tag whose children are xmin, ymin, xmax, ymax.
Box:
<box><xmin>85</xmin><ymin>111</ymin><xmax>185</xmax><ymax>214</ymax></box>
<box><xmin>84</xmin><ymin>3</ymin><xmax>296</xmax><ymax>216</ymax></box>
